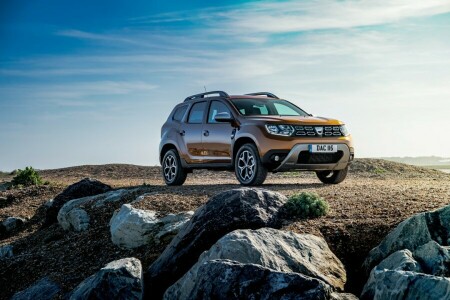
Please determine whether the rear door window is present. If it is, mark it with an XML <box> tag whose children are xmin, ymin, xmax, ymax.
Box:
<box><xmin>188</xmin><ymin>101</ymin><xmax>207</xmax><ymax>124</ymax></box>
<box><xmin>172</xmin><ymin>105</ymin><xmax>188</xmax><ymax>122</ymax></box>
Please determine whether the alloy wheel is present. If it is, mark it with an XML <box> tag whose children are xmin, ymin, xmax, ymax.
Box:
<box><xmin>237</xmin><ymin>150</ymin><xmax>256</xmax><ymax>182</ymax></box>
<box><xmin>163</xmin><ymin>154</ymin><xmax>177</xmax><ymax>182</ymax></box>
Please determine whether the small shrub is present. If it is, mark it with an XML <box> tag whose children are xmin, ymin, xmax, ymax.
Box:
<box><xmin>11</xmin><ymin>167</ymin><xmax>43</xmax><ymax>187</ymax></box>
<box><xmin>284</xmin><ymin>192</ymin><xmax>329</xmax><ymax>219</ymax></box>
<box><xmin>372</xmin><ymin>167</ymin><xmax>386</xmax><ymax>174</ymax></box>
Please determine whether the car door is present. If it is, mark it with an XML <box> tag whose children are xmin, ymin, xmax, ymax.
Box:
<box><xmin>202</xmin><ymin>100</ymin><xmax>234</xmax><ymax>163</ymax></box>
<box><xmin>179</xmin><ymin>101</ymin><xmax>207</xmax><ymax>164</ymax></box>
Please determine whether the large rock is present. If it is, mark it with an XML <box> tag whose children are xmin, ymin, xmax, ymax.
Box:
<box><xmin>413</xmin><ymin>240</ymin><xmax>450</xmax><ymax>276</ymax></box>
<box><xmin>59</xmin><ymin>208</ymin><xmax>90</xmax><ymax>231</ymax></box>
<box><xmin>0</xmin><ymin>182</ymin><xmax>11</xmax><ymax>191</ymax></box>
<box><xmin>0</xmin><ymin>216</ymin><xmax>26</xmax><ymax>235</ymax></box>
<box><xmin>145</xmin><ymin>188</ymin><xmax>287</xmax><ymax>298</ymax></box>
<box><xmin>164</xmin><ymin>259</ymin><xmax>334</xmax><ymax>300</ymax></box>
<box><xmin>361</xmin><ymin>250</ymin><xmax>422</xmax><ymax>299</ymax></box>
<box><xmin>363</xmin><ymin>205</ymin><xmax>450</xmax><ymax>273</ymax></box>
<box><xmin>11</xmin><ymin>277</ymin><xmax>61</xmax><ymax>300</ymax></box>
<box><xmin>361</xmin><ymin>270</ymin><xmax>450</xmax><ymax>300</ymax></box>
<box><xmin>45</xmin><ymin>178</ymin><xmax>111</xmax><ymax>225</ymax></box>
<box><xmin>362</xmin><ymin>232</ymin><xmax>450</xmax><ymax>299</ymax></box>
<box><xmin>57</xmin><ymin>189</ymin><xmax>134</xmax><ymax>231</ymax></box>
<box><xmin>0</xmin><ymin>244</ymin><xmax>14</xmax><ymax>259</ymax></box>
<box><xmin>169</xmin><ymin>228</ymin><xmax>346</xmax><ymax>294</ymax></box>
<box><xmin>70</xmin><ymin>257</ymin><xmax>143</xmax><ymax>300</ymax></box>
<box><xmin>110</xmin><ymin>204</ymin><xmax>193</xmax><ymax>249</ymax></box>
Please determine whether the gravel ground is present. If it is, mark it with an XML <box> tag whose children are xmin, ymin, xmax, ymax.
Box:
<box><xmin>0</xmin><ymin>159</ymin><xmax>449</xmax><ymax>299</ymax></box>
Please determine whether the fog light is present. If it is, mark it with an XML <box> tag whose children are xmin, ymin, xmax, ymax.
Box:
<box><xmin>274</xmin><ymin>155</ymin><xmax>280</xmax><ymax>162</ymax></box>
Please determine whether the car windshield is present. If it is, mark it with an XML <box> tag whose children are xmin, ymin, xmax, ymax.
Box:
<box><xmin>231</xmin><ymin>98</ymin><xmax>308</xmax><ymax>116</ymax></box>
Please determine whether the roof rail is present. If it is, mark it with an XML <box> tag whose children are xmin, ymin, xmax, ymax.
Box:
<box><xmin>184</xmin><ymin>91</ymin><xmax>229</xmax><ymax>102</ymax></box>
<box><xmin>245</xmin><ymin>92</ymin><xmax>279</xmax><ymax>99</ymax></box>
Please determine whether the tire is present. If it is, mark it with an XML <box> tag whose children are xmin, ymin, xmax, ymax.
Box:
<box><xmin>234</xmin><ymin>143</ymin><xmax>267</xmax><ymax>186</ymax></box>
<box><xmin>162</xmin><ymin>149</ymin><xmax>187</xmax><ymax>186</ymax></box>
<box><xmin>316</xmin><ymin>167</ymin><xmax>348</xmax><ymax>184</ymax></box>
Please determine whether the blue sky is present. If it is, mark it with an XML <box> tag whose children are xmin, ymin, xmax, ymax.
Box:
<box><xmin>1</xmin><ymin>0</ymin><xmax>450</xmax><ymax>170</ymax></box>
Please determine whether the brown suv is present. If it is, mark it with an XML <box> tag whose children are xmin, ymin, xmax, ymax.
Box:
<box><xmin>160</xmin><ymin>91</ymin><xmax>354</xmax><ymax>186</ymax></box>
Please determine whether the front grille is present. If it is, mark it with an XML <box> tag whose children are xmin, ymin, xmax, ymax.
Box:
<box><xmin>294</xmin><ymin>125</ymin><xmax>342</xmax><ymax>137</ymax></box>
<box><xmin>297</xmin><ymin>151</ymin><xmax>344</xmax><ymax>164</ymax></box>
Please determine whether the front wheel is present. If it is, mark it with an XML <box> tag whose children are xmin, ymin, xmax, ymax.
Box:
<box><xmin>162</xmin><ymin>149</ymin><xmax>187</xmax><ymax>186</ymax></box>
<box><xmin>316</xmin><ymin>167</ymin><xmax>348</xmax><ymax>184</ymax></box>
<box><xmin>234</xmin><ymin>144</ymin><xmax>267</xmax><ymax>186</ymax></box>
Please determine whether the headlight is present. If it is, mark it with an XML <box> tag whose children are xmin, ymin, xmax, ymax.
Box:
<box><xmin>265</xmin><ymin>124</ymin><xmax>294</xmax><ymax>136</ymax></box>
<box><xmin>340</xmin><ymin>125</ymin><xmax>350</xmax><ymax>136</ymax></box>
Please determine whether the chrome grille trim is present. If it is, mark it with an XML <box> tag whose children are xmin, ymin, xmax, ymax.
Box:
<box><xmin>294</xmin><ymin>125</ymin><xmax>343</xmax><ymax>137</ymax></box>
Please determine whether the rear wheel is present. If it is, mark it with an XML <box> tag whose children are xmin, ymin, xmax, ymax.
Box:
<box><xmin>316</xmin><ymin>167</ymin><xmax>348</xmax><ymax>184</ymax></box>
<box><xmin>234</xmin><ymin>143</ymin><xmax>267</xmax><ymax>186</ymax></box>
<box><xmin>162</xmin><ymin>149</ymin><xmax>187</xmax><ymax>186</ymax></box>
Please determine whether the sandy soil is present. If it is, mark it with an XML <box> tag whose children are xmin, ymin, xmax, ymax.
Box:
<box><xmin>0</xmin><ymin>159</ymin><xmax>449</xmax><ymax>299</ymax></box>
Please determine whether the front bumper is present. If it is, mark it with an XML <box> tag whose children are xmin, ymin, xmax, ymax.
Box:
<box><xmin>273</xmin><ymin>143</ymin><xmax>352</xmax><ymax>172</ymax></box>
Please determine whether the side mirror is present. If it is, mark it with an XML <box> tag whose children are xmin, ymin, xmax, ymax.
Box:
<box><xmin>214</xmin><ymin>112</ymin><xmax>234</xmax><ymax>122</ymax></box>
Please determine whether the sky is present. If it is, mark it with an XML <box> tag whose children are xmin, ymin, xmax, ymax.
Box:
<box><xmin>1</xmin><ymin>0</ymin><xmax>450</xmax><ymax>170</ymax></box>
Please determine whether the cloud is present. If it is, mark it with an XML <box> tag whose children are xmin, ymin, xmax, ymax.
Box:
<box><xmin>221</xmin><ymin>0</ymin><xmax>450</xmax><ymax>34</ymax></box>
<box><xmin>135</xmin><ymin>0</ymin><xmax>450</xmax><ymax>34</ymax></box>
<box><xmin>0</xmin><ymin>81</ymin><xmax>157</xmax><ymax>107</ymax></box>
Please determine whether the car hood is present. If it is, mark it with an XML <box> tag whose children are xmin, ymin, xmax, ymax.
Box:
<box><xmin>244</xmin><ymin>115</ymin><xmax>344</xmax><ymax>125</ymax></box>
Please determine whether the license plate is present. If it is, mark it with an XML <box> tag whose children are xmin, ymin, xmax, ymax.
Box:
<box><xmin>309</xmin><ymin>144</ymin><xmax>337</xmax><ymax>153</ymax></box>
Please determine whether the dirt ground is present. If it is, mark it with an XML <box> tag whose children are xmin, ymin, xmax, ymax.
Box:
<box><xmin>0</xmin><ymin>159</ymin><xmax>449</xmax><ymax>299</ymax></box>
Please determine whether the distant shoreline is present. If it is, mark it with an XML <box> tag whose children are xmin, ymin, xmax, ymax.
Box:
<box><xmin>421</xmin><ymin>165</ymin><xmax>450</xmax><ymax>173</ymax></box>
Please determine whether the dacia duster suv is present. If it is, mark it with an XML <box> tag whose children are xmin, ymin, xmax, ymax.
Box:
<box><xmin>160</xmin><ymin>91</ymin><xmax>354</xmax><ymax>186</ymax></box>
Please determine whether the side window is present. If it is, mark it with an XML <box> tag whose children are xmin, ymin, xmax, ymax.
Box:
<box><xmin>208</xmin><ymin>101</ymin><xmax>231</xmax><ymax>123</ymax></box>
<box><xmin>172</xmin><ymin>105</ymin><xmax>188</xmax><ymax>122</ymax></box>
<box><xmin>188</xmin><ymin>101</ymin><xmax>206</xmax><ymax>124</ymax></box>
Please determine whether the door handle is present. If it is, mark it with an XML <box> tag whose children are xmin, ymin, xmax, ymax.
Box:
<box><xmin>203</xmin><ymin>130</ymin><xmax>209</xmax><ymax>137</ymax></box>
<box><xmin>179</xmin><ymin>130</ymin><xmax>185</xmax><ymax>136</ymax></box>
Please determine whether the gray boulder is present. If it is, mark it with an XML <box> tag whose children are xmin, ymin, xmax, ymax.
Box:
<box><xmin>0</xmin><ymin>182</ymin><xmax>11</xmax><ymax>191</ymax></box>
<box><xmin>145</xmin><ymin>188</ymin><xmax>287</xmax><ymax>298</ymax></box>
<box><xmin>413</xmin><ymin>240</ymin><xmax>450</xmax><ymax>276</ymax></box>
<box><xmin>164</xmin><ymin>259</ymin><xmax>334</xmax><ymax>300</ymax></box>
<box><xmin>59</xmin><ymin>208</ymin><xmax>90</xmax><ymax>232</ymax></box>
<box><xmin>57</xmin><ymin>189</ymin><xmax>135</xmax><ymax>231</ymax></box>
<box><xmin>110</xmin><ymin>204</ymin><xmax>193</xmax><ymax>249</ymax></box>
<box><xmin>11</xmin><ymin>277</ymin><xmax>60</xmax><ymax>300</ymax></box>
<box><xmin>45</xmin><ymin>178</ymin><xmax>111</xmax><ymax>225</ymax></box>
<box><xmin>362</xmin><ymin>250</ymin><xmax>422</xmax><ymax>299</ymax></box>
<box><xmin>361</xmin><ymin>270</ymin><xmax>450</xmax><ymax>300</ymax></box>
<box><xmin>363</xmin><ymin>205</ymin><xmax>450</xmax><ymax>273</ymax></box>
<box><xmin>169</xmin><ymin>228</ymin><xmax>346</xmax><ymax>294</ymax></box>
<box><xmin>70</xmin><ymin>257</ymin><xmax>143</xmax><ymax>300</ymax></box>
<box><xmin>362</xmin><ymin>237</ymin><xmax>450</xmax><ymax>299</ymax></box>
<box><xmin>0</xmin><ymin>244</ymin><xmax>14</xmax><ymax>259</ymax></box>
<box><xmin>0</xmin><ymin>216</ymin><xmax>26</xmax><ymax>235</ymax></box>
